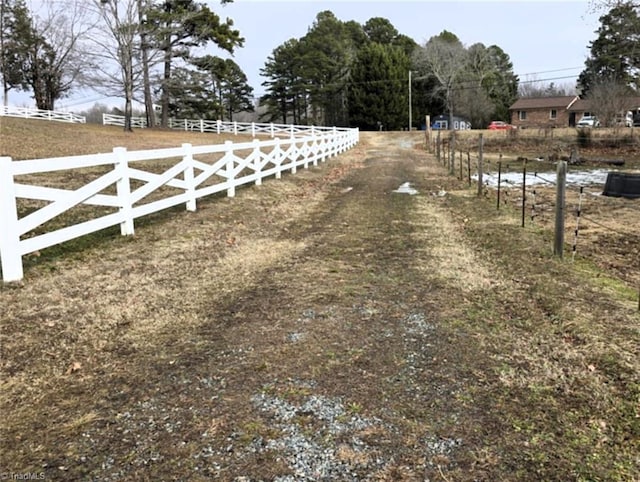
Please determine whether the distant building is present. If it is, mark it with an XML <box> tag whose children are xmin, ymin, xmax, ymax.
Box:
<box><xmin>509</xmin><ymin>96</ymin><xmax>579</xmax><ymax>128</ymax></box>
<box><xmin>430</xmin><ymin>114</ymin><xmax>471</xmax><ymax>130</ymax></box>
<box><xmin>509</xmin><ymin>96</ymin><xmax>640</xmax><ymax>128</ymax></box>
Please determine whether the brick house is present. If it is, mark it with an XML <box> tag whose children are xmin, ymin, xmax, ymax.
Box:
<box><xmin>509</xmin><ymin>96</ymin><xmax>579</xmax><ymax>128</ymax></box>
<box><xmin>510</xmin><ymin>95</ymin><xmax>640</xmax><ymax>128</ymax></box>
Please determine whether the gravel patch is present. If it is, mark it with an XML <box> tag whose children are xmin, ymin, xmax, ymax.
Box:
<box><xmin>249</xmin><ymin>391</ymin><xmax>386</xmax><ymax>481</ymax></box>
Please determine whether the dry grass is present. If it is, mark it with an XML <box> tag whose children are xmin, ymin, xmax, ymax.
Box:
<box><xmin>0</xmin><ymin>124</ymin><xmax>638</xmax><ymax>480</ymax></box>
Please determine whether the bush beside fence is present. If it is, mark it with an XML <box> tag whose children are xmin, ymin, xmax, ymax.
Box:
<box><xmin>0</xmin><ymin>126</ymin><xmax>359</xmax><ymax>282</ymax></box>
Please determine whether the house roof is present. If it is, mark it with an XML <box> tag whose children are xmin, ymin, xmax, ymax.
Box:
<box><xmin>509</xmin><ymin>96</ymin><xmax>579</xmax><ymax>110</ymax></box>
<box><xmin>568</xmin><ymin>98</ymin><xmax>591</xmax><ymax>112</ymax></box>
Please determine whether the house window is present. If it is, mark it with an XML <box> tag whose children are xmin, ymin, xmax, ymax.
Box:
<box><xmin>518</xmin><ymin>111</ymin><xmax>527</xmax><ymax>121</ymax></box>
<box><xmin>550</xmin><ymin>109</ymin><xmax>557</xmax><ymax>119</ymax></box>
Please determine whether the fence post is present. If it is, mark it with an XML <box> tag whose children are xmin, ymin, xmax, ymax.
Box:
<box><xmin>251</xmin><ymin>122</ymin><xmax>256</xmax><ymax>137</ymax></box>
<box><xmin>497</xmin><ymin>161</ymin><xmax>502</xmax><ymax>210</ymax></box>
<box><xmin>290</xmin><ymin>137</ymin><xmax>298</xmax><ymax>174</ymax></box>
<box><xmin>0</xmin><ymin>157</ymin><xmax>23</xmax><ymax>282</ymax></box>
<box><xmin>274</xmin><ymin>138</ymin><xmax>282</xmax><ymax>179</ymax></box>
<box><xmin>182</xmin><ymin>143</ymin><xmax>196</xmax><ymax>211</ymax></box>
<box><xmin>270</xmin><ymin>123</ymin><xmax>275</xmax><ymax>138</ymax></box>
<box><xmin>183</xmin><ymin>118</ymin><xmax>188</xmax><ymax>131</ymax></box>
<box><xmin>436</xmin><ymin>130</ymin><xmax>441</xmax><ymax>164</ymax></box>
<box><xmin>216</xmin><ymin>119</ymin><xmax>221</xmax><ymax>135</ymax></box>
<box><xmin>521</xmin><ymin>160</ymin><xmax>527</xmax><ymax>228</ymax></box>
<box><xmin>234</xmin><ymin>121</ymin><xmax>238</xmax><ymax>136</ymax></box>
<box><xmin>554</xmin><ymin>161</ymin><xmax>567</xmax><ymax>257</ymax></box>
<box><xmin>312</xmin><ymin>135</ymin><xmax>319</xmax><ymax>166</ymax></box>
<box><xmin>477</xmin><ymin>133</ymin><xmax>484</xmax><ymax>197</ymax></box>
<box><xmin>224</xmin><ymin>140</ymin><xmax>236</xmax><ymax>197</ymax></box>
<box><xmin>332</xmin><ymin>127</ymin><xmax>338</xmax><ymax>156</ymax></box>
<box><xmin>252</xmin><ymin>139</ymin><xmax>262</xmax><ymax>185</ymax></box>
<box><xmin>114</xmin><ymin>147</ymin><xmax>135</xmax><ymax>236</ymax></box>
<box><xmin>449</xmin><ymin>130</ymin><xmax>456</xmax><ymax>174</ymax></box>
<box><xmin>200</xmin><ymin>119</ymin><xmax>204</xmax><ymax>133</ymax></box>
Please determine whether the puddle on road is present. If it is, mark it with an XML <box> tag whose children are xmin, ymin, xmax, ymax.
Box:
<box><xmin>393</xmin><ymin>182</ymin><xmax>419</xmax><ymax>195</ymax></box>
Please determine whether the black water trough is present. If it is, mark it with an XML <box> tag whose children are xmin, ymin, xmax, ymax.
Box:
<box><xmin>602</xmin><ymin>172</ymin><xmax>640</xmax><ymax>199</ymax></box>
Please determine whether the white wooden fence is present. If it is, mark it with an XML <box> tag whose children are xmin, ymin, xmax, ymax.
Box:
<box><xmin>1</xmin><ymin>106</ymin><xmax>86</xmax><ymax>124</ymax></box>
<box><xmin>102</xmin><ymin>113</ymin><xmax>337</xmax><ymax>138</ymax></box>
<box><xmin>0</xmin><ymin>127</ymin><xmax>359</xmax><ymax>282</ymax></box>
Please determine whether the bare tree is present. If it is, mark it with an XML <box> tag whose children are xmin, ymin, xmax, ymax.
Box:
<box><xmin>518</xmin><ymin>75</ymin><xmax>577</xmax><ymax>98</ymax></box>
<box><xmin>29</xmin><ymin>0</ymin><xmax>95</xmax><ymax>110</ymax></box>
<box><xmin>85</xmin><ymin>0</ymin><xmax>141</xmax><ymax>131</ymax></box>
<box><xmin>586</xmin><ymin>77</ymin><xmax>634</xmax><ymax>126</ymax></box>
<box><xmin>413</xmin><ymin>35</ymin><xmax>468</xmax><ymax>127</ymax></box>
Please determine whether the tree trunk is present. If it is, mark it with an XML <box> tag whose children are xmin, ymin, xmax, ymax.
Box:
<box><xmin>160</xmin><ymin>32</ymin><xmax>172</xmax><ymax>128</ymax></box>
<box><xmin>138</xmin><ymin>0</ymin><xmax>155</xmax><ymax>128</ymax></box>
<box><xmin>124</xmin><ymin>52</ymin><xmax>133</xmax><ymax>132</ymax></box>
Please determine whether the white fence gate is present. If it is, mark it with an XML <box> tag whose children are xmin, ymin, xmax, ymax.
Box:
<box><xmin>0</xmin><ymin>126</ymin><xmax>359</xmax><ymax>282</ymax></box>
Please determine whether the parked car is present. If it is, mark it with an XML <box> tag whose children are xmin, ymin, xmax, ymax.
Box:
<box><xmin>488</xmin><ymin>121</ymin><xmax>516</xmax><ymax>130</ymax></box>
<box><xmin>577</xmin><ymin>115</ymin><xmax>599</xmax><ymax>128</ymax></box>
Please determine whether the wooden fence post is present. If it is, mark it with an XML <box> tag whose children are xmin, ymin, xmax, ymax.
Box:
<box><xmin>0</xmin><ymin>156</ymin><xmax>23</xmax><ymax>282</ymax></box>
<box><xmin>449</xmin><ymin>130</ymin><xmax>456</xmax><ymax>174</ymax></box>
<box><xmin>182</xmin><ymin>143</ymin><xmax>196</xmax><ymax>211</ymax></box>
<box><xmin>114</xmin><ymin>147</ymin><xmax>135</xmax><ymax>236</ymax></box>
<box><xmin>554</xmin><ymin>161</ymin><xmax>567</xmax><ymax>257</ymax></box>
<box><xmin>436</xmin><ymin>130</ymin><xmax>441</xmax><ymax>164</ymax></box>
<box><xmin>477</xmin><ymin>133</ymin><xmax>484</xmax><ymax>197</ymax></box>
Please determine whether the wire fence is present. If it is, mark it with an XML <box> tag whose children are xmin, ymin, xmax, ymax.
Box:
<box><xmin>430</xmin><ymin>131</ymin><xmax>640</xmax><ymax>310</ymax></box>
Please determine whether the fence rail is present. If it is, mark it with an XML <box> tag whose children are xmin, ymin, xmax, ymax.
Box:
<box><xmin>0</xmin><ymin>126</ymin><xmax>359</xmax><ymax>282</ymax></box>
<box><xmin>1</xmin><ymin>106</ymin><xmax>86</xmax><ymax>124</ymax></box>
<box><xmin>102</xmin><ymin>113</ymin><xmax>339</xmax><ymax>138</ymax></box>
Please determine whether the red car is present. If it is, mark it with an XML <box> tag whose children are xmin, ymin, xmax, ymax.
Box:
<box><xmin>488</xmin><ymin>121</ymin><xmax>516</xmax><ymax>130</ymax></box>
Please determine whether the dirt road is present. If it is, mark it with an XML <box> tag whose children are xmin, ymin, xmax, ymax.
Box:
<box><xmin>1</xmin><ymin>132</ymin><xmax>638</xmax><ymax>481</ymax></box>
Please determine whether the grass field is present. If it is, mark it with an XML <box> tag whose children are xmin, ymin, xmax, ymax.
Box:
<box><xmin>1</xmin><ymin>118</ymin><xmax>638</xmax><ymax>480</ymax></box>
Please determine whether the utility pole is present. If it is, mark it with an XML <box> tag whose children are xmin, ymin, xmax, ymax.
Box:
<box><xmin>408</xmin><ymin>70</ymin><xmax>412</xmax><ymax>131</ymax></box>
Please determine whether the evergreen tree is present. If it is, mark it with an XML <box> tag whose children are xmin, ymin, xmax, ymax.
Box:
<box><xmin>260</xmin><ymin>38</ymin><xmax>308</xmax><ymax>124</ymax></box>
<box><xmin>146</xmin><ymin>0</ymin><xmax>243</xmax><ymax>126</ymax></box>
<box><xmin>348</xmin><ymin>42</ymin><xmax>409</xmax><ymax>130</ymax></box>
<box><xmin>578</xmin><ymin>2</ymin><xmax>640</xmax><ymax>94</ymax></box>
<box><xmin>0</xmin><ymin>0</ymin><xmax>33</xmax><ymax>105</ymax></box>
<box><xmin>299</xmin><ymin>11</ymin><xmax>356</xmax><ymax>126</ymax></box>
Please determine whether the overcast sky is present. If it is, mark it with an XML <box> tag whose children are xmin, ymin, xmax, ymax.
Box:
<box><xmin>10</xmin><ymin>0</ymin><xmax>603</xmax><ymax>110</ymax></box>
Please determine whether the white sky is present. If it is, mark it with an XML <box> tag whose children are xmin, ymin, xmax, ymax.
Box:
<box><xmin>9</xmin><ymin>0</ymin><xmax>602</xmax><ymax>110</ymax></box>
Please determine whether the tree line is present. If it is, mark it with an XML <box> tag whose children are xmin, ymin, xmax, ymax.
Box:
<box><xmin>259</xmin><ymin>13</ymin><xmax>518</xmax><ymax>130</ymax></box>
<box><xmin>0</xmin><ymin>0</ymin><xmax>252</xmax><ymax>130</ymax></box>
<box><xmin>1</xmin><ymin>0</ymin><xmax>638</xmax><ymax>131</ymax></box>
